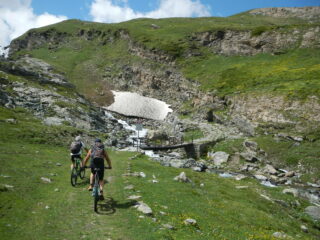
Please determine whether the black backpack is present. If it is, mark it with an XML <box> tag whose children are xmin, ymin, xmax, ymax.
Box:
<box><xmin>91</xmin><ymin>142</ymin><xmax>105</xmax><ymax>160</ymax></box>
<box><xmin>70</xmin><ymin>141</ymin><xmax>82</xmax><ymax>154</ymax></box>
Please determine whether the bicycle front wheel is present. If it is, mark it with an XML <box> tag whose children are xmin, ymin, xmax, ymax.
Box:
<box><xmin>79</xmin><ymin>167</ymin><xmax>85</xmax><ymax>179</ymax></box>
<box><xmin>70</xmin><ymin>167</ymin><xmax>77</xmax><ymax>187</ymax></box>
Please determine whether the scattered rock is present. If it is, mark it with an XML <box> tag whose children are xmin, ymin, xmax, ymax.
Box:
<box><xmin>40</xmin><ymin>177</ymin><xmax>52</xmax><ymax>183</ymax></box>
<box><xmin>236</xmin><ymin>186</ymin><xmax>249</xmax><ymax>189</ymax></box>
<box><xmin>192</xmin><ymin>166</ymin><xmax>202</xmax><ymax>172</ymax></box>
<box><xmin>138</xmin><ymin>215</ymin><xmax>145</xmax><ymax>219</ymax></box>
<box><xmin>208</xmin><ymin>151</ymin><xmax>229</xmax><ymax>166</ymax></box>
<box><xmin>139</xmin><ymin>172</ymin><xmax>146</xmax><ymax>178</ymax></box>
<box><xmin>235</xmin><ymin>174</ymin><xmax>247</xmax><ymax>181</ymax></box>
<box><xmin>284</xmin><ymin>171</ymin><xmax>295</xmax><ymax>178</ymax></box>
<box><xmin>300</xmin><ymin>225</ymin><xmax>308</xmax><ymax>233</ymax></box>
<box><xmin>128</xmin><ymin>195</ymin><xmax>142</xmax><ymax>200</ymax></box>
<box><xmin>254</xmin><ymin>174</ymin><xmax>268</xmax><ymax>181</ymax></box>
<box><xmin>263</xmin><ymin>164</ymin><xmax>278</xmax><ymax>175</ymax></box>
<box><xmin>272</xmin><ymin>232</ymin><xmax>288</xmax><ymax>239</ymax></box>
<box><xmin>56</xmin><ymin>163</ymin><xmax>62</xmax><ymax>166</ymax></box>
<box><xmin>134</xmin><ymin>201</ymin><xmax>153</xmax><ymax>215</ymax></box>
<box><xmin>174</xmin><ymin>172</ymin><xmax>190</xmax><ymax>183</ymax></box>
<box><xmin>151</xmin><ymin>179</ymin><xmax>158</xmax><ymax>183</ymax></box>
<box><xmin>240</xmin><ymin>151</ymin><xmax>259</xmax><ymax>162</ymax></box>
<box><xmin>200</xmin><ymin>183</ymin><xmax>204</xmax><ymax>187</ymax></box>
<box><xmin>159</xmin><ymin>211</ymin><xmax>166</xmax><ymax>215</ymax></box>
<box><xmin>5</xmin><ymin>118</ymin><xmax>17</xmax><ymax>124</ymax></box>
<box><xmin>124</xmin><ymin>185</ymin><xmax>134</xmax><ymax>190</ymax></box>
<box><xmin>162</xmin><ymin>224</ymin><xmax>175</xmax><ymax>230</ymax></box>
<box><xmin>304</xmin><ymin>206</ymin><xmax>320</xmax><ymax>220</ymax></box>
<box><xmin>184</xmin><ymin>218</ymin><xmax>197</xmax><ymax>225</ymax></box>
<box><xmin>0</xmin><ymin>184</ymin><xmax>14</xmax><ymax>192</ymax></box>
<box><xmin>243</xmin><ymin>140</ymin><xmax>258</xmax><ymax>151</ymax></box>
<box><xmin>54</xmin><ymin>188</ymin><xmax>59</xmax><ymax>192</ymax></box>
<box><xmin>45</xmin><ymin>205</ymin><xmax>50</xmax><ymax>209</ymax></box>
<box><xmin>282</xmin><ymin>188</ymin><xmax>299</xmax><ymax>197</ymax></box>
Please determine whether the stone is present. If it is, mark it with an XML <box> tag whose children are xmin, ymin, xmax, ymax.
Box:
<box><xmin>200</xmin><ymin>183</ymin><xmax>204</xmax><ymax>187</ymax></box>
<box><xmin>159</xmin><ymin>211</ymin><xmax>166</xmax><ymax>215</ymax></box>
<box><xmin>128</xmin><ymin>195</ymin><xmax>142</xmax><ymax>200</ymax></box>
<box><xmin>124</xmin><ymin>185</ymin><xmax>134</xmax><ymax>190</ymax></box>
<box><xmin>135</xmin><ymin>201</ymin><xmax>153</xmax><ymax>215</ymax></box>
<box><xmin>263</xmin><ymin>164</ymin><xmax>278</xmax><ymax>175</ymax></box>
<box><xmin>236</xmin><ymin>186</ymin><xmax>249</xmax><ymax>189</ymax></box>
<box><xmin>56</xmin><ymin>163</ymin><xmax>62</xmax><ymax>166</ymax></box>
<box><xmin>243</xmin><ymin>140</ymin><xmax>258</xmax><ymax>151</ymax></box>
<box><xmin>174</xmin><ymin>172</ymin><xmax>190</xmax><ymax>183</ymax></box>
<box><xmin>184</xmin><ymin>218</ymin><xmax>197</xmax><ymax>225</ymax></box>
<box><xmin>284</xmin><ymin>171</ymin><xmax>295</xmax><ymax>178</ymax></box>
<box><xmin>300</xmin><ymin>225</ymin><xmax>308</xmax><ymax>233</ymax></box>
<box><xmin>254</xmin><ymin>175</ymin><xmax>268</xmax><ymax>181</ymax></box>
<box><xmin>162</xmin><ymin>224</ymin><xmax>175</xmax><ymax>230</ymax></box>
<box><xmin>304</xmin><ymin>206</ymin><xmax>320</xmax><ymax>220</ymax></box>
<box><xmin>235</xmin><ymin>174</ymin><xmax>247</xmax><ymax>181</ymax></box>
<box><xmin>272</xmin><ymin>232</ymin><xmax>288</xmax><ymax>239</ymax></box>
<box><xmin>40</xmin><ymin>177</ymin><xmax>52</xmax><ymax>183</ymax></box>
<box><xmin>139</xmin><ymin>172</ymin><xmax>146</xmax><ymax>178</ymax></box>
<box><xmin>282</xmin><ymin>188</ymin><xmax>299</xmax><ymax>197</ymax></box>
<box><xmin>192</xmin><ymin>166</ymin><xmax>202</xmax><ymax>172</ymax></box>
<box><xmin>54</xmin><ymin>188</ymin><xmax>59</xmax><ymax>192</ymax></box>
<box><xmin>170</xmin><ymin>159</ymin><xmax>186</xmax><ymax>168</ymax></box>
<box><xmin>240</xmin><ymin>151</ymin><xmax>259</xmax><ymax>162</ymax></box>
<box><xmin>151</xmin><ymin>180</ymin><xmax>158</xmax><ymax>183</ymax></box>
<box><xmin>45</xmin><ymin>205</ymin><xmax>50</xmax><ymax>209</ymax></box>
<box><xmin>5</xmin><ymin>118</ymin><xmax>17</xmax><ymax>124</ymax></box>
<box><xmin>208</xmin><ymin>151</ymin><xmax>229</xmax><ymax>166</ymax></box>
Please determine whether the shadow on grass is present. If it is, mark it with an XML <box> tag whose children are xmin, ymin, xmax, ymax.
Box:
<box><xmin>97</xmin><ymin>197</ymin><xmax>136</xmax><ymax>215</ymax></box>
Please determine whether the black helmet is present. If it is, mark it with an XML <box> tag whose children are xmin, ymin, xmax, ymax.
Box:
<box><xmin>95</xmin><ymin>138</ymin><xmax>102</xmax><ymax>143</ymax></box>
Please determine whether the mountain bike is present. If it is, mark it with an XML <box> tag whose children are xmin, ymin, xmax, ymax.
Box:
<box><xmin>85</xmin><ymin>166</ymin><xmax>110</xmax><ymax>212</ymax></box>
<box><xmin>70</xmin><ymin>156</ymin><xmax>85</xmax><ymax>187</ymax></box>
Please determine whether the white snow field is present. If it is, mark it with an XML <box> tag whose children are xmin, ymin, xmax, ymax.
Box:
<box><xmin>105</xmin><ymin>91</ymin><xmax>172</xmax><ymax>120</ymax></box>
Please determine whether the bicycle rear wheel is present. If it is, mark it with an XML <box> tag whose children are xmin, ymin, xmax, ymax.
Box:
<box><xmin>70</xmin><ymin>167</ymin><xmax>77</xmax><ymax>187</ymax></box>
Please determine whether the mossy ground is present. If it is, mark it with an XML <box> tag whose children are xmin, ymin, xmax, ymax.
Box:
<box><xmin>1</xmin><ymin>107</ymin><xmax>319</xmax><ymax>240</ymax></box>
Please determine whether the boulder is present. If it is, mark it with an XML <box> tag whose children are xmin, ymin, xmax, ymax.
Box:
<box><xmin>304</xmin><ymin>206</ymin><xmax>320</xmax><ymax>220</ymax></box>
<box><xmin>263</xmin><ymin>164</ymin><xmax>278</xmax><ymax>175</ymax></box>
<box><xmin>183</xmin><ymin>218</ymin><xmax>197</xmax><ymax>225</ymax></box>
<box><xmin>282</xmin><ymin>188</ymin><xmax>299</xmax><ymax>197</ymax></box>
<box><xmin>208</xmin><ymin>151</ymin><xmax>229</xmax><ymax>166</ymax></box>
<box><xmin>135</xmin><ymin>201</ymin><xmax>153</xmax><ymax>215</ymax></box>
<box><xmin>240</xmin><ymin>151</ymin><xmax>259</xmax><ymax>162</ymax></box>
<box><xmin>254</xmin><ymin>174</ymin><xmax>268</xmax><ymax>181</ymax></box>
<box><xmin>174</xmin><ymin>172</ymin><xmax>190</xmax><ymax>183</ymax></box>
<box><xmin>243</xmin><ymin>140</ymin><xmax>258</xmax><ymax>151</ymax></box>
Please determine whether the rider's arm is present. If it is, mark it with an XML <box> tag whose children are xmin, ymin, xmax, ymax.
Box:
<box><xmin>104</xmin><ymin>151</ymin><xmax>112</xmax><ymax>169</ymax></box>
<box><xmin>82</xmin><ymin>149</ymin><xmax>92</xmax><ymax>166</ymax></box>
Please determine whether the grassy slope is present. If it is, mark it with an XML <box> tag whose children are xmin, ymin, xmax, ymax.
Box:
<box><xmin>10</xmin><ymin>14</ymin><xmax>320</xmax><ymax>101</ymax></box>
<box><xmin>0</xmin><ymin>106</ymin><xmax>319</xmax><ymax>240</ymax></box>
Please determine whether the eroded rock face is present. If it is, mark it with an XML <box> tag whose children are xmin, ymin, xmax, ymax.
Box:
<box><xmin>194</xmin><ymin>27</ymin><xmax>320</xmax><ymax>56</ymax></box>
<box><xmin>228</xmin><ymin>94</ymin><xmax>320</xmax><ymax>128</ymax></box>
<box><xmin>249</xmin><ymin>7</ymin><xmax>320</xmax><ymax>21</ymax></box>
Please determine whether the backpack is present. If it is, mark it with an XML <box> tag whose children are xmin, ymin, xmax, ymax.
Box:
<box><xmin>70</xmin><ymin>141</ymin><xmax>82</xmax><ymax>154</ymax></box>
<box><xmin>91</xmin><ymin>142</ymin><xmax>105</xmax><ymax>160</ymax></box>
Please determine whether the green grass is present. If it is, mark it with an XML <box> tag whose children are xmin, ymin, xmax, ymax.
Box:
<box><xmin>1</xmin><ymin>106</ymin><xmax>319</xmax><ymax>239</ymax></box>
<box><xmin>179</xmin><ymin>48</ymin><xmax>320</xmax><ymax>98</ymax></box>
<box><xmin>253</xmin><ymin>135</ymin><xmax>320</xmax><ymax>182</ymax></box>
<box><xmin>9</xmin><ymin>15</ymin><xmax>320</xmax><ymax>104</ymax></box>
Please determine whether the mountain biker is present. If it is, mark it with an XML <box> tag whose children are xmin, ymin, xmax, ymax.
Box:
<box><xmin>82</xmin><ymin>138</ymin><xmax>112</xmax><ymax>200</ymax></box>
<box><xmin>70</xmin><ymin>136</ymin><xmax>87</xmax><ymax>170</ymax></box>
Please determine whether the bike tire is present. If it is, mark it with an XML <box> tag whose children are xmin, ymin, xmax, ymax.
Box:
<box><xmin>94</xmin><ymin>193</ymin><xmax>98</xmax><ymax>212</ymax></box>
<box><xmin>79</xmin><ymin>167</ymin><xmax>85</xmax><ymax>179</ymax></box>
<box><xmin>70</xmin><ymin>167</ymin><xmax>77</xmax><ymax>187</ymax></box>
